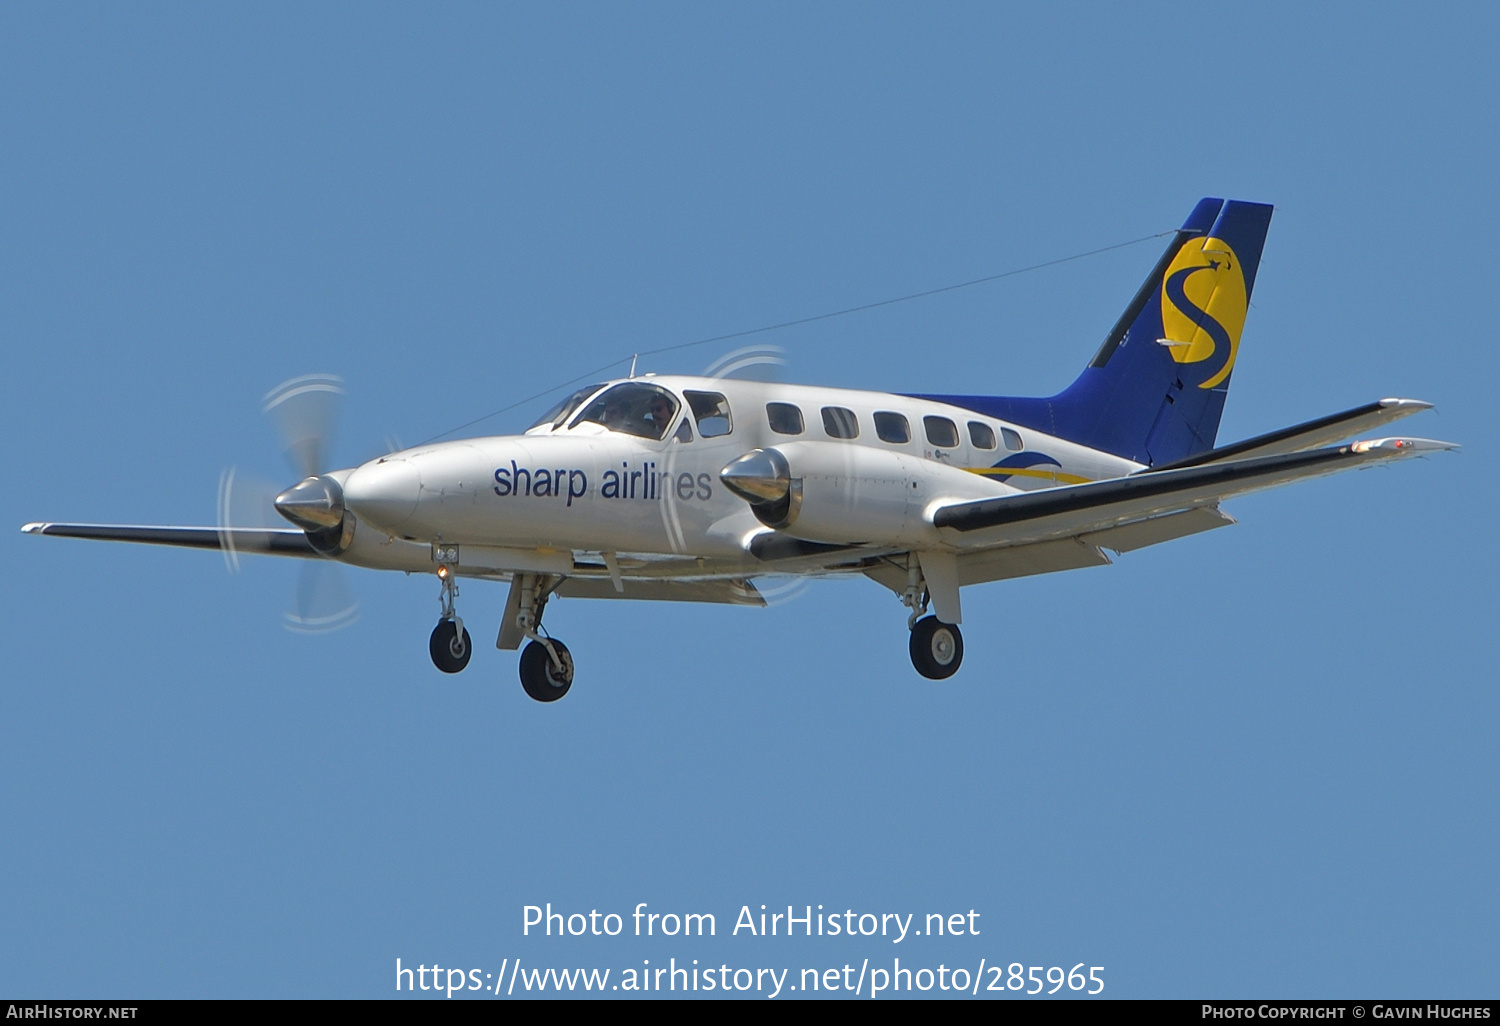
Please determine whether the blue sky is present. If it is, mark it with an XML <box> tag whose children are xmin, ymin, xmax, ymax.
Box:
<box><xmin>2</xmin><ymin>3</ymin><xmax>1495</xmax><ymax>999</ymax></box>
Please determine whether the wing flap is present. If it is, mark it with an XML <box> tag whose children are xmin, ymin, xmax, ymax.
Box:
<box><xmin>933</xmin><ymin>437</ymin><xmax>1455</xmax><ymax>549</ymax></box>
<box><xmin>863</xmin><ymin>538</ymin><xmax>1112</xmax><ymax>593</ymax></box>
<box><xmin>957</xmin><ymin>537</ymin><xmax>1111</xmax><ymax>585</ymax></box>
<box><xmin>553</xmin><ymin>577</ymin><xmax>766</xmax><ymax>606</ymax></box>
<box><xmin>1081</xmin><ymin>505</ymin><xmax>1236</xmax><ymax>553</ymax></box>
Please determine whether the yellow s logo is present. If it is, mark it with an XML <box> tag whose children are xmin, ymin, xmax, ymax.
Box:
<box><xmin>1160</xmin><ymin>236</ymin><xmax>1247</xmax><ymax>389</ymax></box>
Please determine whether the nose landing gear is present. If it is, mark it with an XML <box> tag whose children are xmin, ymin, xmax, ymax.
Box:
<box><xmin>429</xmin><ymin>565</ymin><xmax>472</xmax><ymax>674</ymax></box>
<box><xmin>430</xmin><ymin>619</ymin><xmax>472</xmax><ymax>673</ymax></box>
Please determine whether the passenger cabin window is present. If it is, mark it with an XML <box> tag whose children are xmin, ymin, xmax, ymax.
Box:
<box><xmin>571</xmin><ymin>382</ymin><xmax>680</xmax><ymax>440</ymax></box>
<box><xmin>874</xmin><ymin>411</ymin><xmax>910</xmax><ymax>444</ymax></box>
<box><xmin>968</xmin><ymin>421</ymin><xmax>997</xmax><ymax>450</ymax></box>
<box><xmin>924</xmin><ymin>415</ymin><xmax>959</xmax><ymax>448</ymax></box>
<box><xmin>766</xmin><ymin>402</ymin><xmax>804</xmax><ymax>435</ymax></box>
<box><xmin>530</xmin><ymin>384</ymin><xmax>604</xmax><ymax>431</ymax></box>
<box><xmin>822</xmin><ymin>406</ymin><xmax>859</xmax><ymax>439</ymax></box>
<box><xmin>684</xmin><ymin>390</ymin><xmax>733</xmax><ymax>438</ymax></box>
<box><xmin>1002</xmin><ymin>427</ymin><xmax>1024</xmax><ymax>451</ymax></box>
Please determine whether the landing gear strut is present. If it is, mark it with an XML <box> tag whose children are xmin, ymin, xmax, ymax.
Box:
<box><xmin>429</xmin><ymin>565</ymin><xmax>472</xmax><ymax>674</ymax></box>
<box><xmin>900</xmin><ymin>560</ymin><xmax>963</xmax><ymax>679</ymax></box>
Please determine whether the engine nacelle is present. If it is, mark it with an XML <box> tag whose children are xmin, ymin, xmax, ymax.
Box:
<box><xmin>720</xmin><ymin>441</ymin><xmax>1011</xmax><ymax>547</ymax></box>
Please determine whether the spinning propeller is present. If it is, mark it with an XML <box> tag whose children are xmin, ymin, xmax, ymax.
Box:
<box><xmin>216</xmin><ymin>374</ymin><xmax>360</xmax><ymax>633</ymax></box>
<box><xmin>698</xmin><ymin>345</ymin><xmax>807</xmax><ymax>608</ymax></box>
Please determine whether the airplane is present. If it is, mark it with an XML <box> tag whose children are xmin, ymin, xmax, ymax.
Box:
<box><xmin>22</xmin><ymin>197</ymin><xmax>1455</xmax><ymax>701</ymax></box>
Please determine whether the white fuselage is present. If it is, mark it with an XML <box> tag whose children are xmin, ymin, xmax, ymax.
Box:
<box><xmin>331</xmin><ymin>375</ymin><xmax>1142</xmax><ymax>577</ymax></box>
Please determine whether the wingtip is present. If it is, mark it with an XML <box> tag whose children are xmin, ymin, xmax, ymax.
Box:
<box><xmin>21</xmin><ymin>522</ymin><xmax>49</xmax><ymax>534</ymax></box>
<box><xmin>1378</xmin><ymin>397</ymin><xmax>1435</xmax><ymax>411</ymax></box>
<box><xmin>1350</xmin><ymin>436</ymin><xmax>1459</xmax><ymax>454</ymax></box>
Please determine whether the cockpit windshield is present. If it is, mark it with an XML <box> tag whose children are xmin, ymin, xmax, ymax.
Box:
<box><xmin>570</xmin><ymin>382</ymin><xmax>680</xmax><ymax>440</ymax></box>
<box><xmin>528</xmin><ymin>384</ymin><xmax>605</xmax><ymax>432</ymax></box>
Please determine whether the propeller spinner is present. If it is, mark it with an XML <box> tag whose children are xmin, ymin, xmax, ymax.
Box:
<box><xmin>273</xmin><ymin>475</ymin><xmax>345</xmax><ymax>532</ymax></box>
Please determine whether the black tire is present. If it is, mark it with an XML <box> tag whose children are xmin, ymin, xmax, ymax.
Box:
<box><xmin>909</xmin><ymin>616</ymin><xmax>963</xmax><ymax>679</ymax></box>
<box><xmin>429</xmin><ymin>620</ymin><xmax>472</xmax><ymax>674</ymax></box>
<box><xmin>520</xmin><ymin>639</ymin><xmax>574</xmax><ymax>702</ymax></box>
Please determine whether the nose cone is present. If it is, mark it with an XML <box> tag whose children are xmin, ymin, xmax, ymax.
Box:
<box><xmin>720</xmin><ymin>448</ymin><xmax>792</xmax><ymax>504</ymax></box>
<box><xmin>274</xmin><ymin>476</ymin><xmax>345</xmax><ymax>531</ymax></box>
<box><xmin>342</xmin><ymin>458</ymin><xmax>421</xmax><ymax>533</ymax></box>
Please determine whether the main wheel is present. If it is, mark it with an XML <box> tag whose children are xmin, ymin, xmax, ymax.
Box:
<box><xmin>429</xmin><ymin>619</ymin><xmax>472</xmax><ymax>673</ymax></box>
<box><xmin>909</xmin><ymin>616</ymin><xmax>963</xmax><ymax>679</ymax></box>
<box><xmin>520</xmin><ymin>638</ymin><xmax>574</xmax><ymax>702</ymax></box>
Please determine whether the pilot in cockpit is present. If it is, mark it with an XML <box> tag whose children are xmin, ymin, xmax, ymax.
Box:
<box><xmin>647</xmin><ymin>395</ymin><xmax>676</xmax><ymax>433</ymax></box>
<box><xmin>576</xmin><ymin>382</ymin><xmax>679</xmax><ymax>441</ymax></box>
<box><xmin>601</xmin><ymin>397</ymin><xmax>631</xmax><ymax>433</ymax></box>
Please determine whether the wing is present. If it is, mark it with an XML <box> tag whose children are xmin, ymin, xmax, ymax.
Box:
<box><xmin>933</xmin><ymin>436</ymin><xmax>1455</xmax><ymax>551</ymax></box>
<box><xmin>1148</xmin><ymin>398</ymin><xmax>1432</xmax><ymax>471</ymax></box>
<box><xmin>859</xmin><ymin>434</ymin><xmax>1454</xmax><ymax>603</ymax></box>
<box><xmin>21</xmin><ymin>523</ymin><xmax>318</xmax><ymax>556</ymax></box>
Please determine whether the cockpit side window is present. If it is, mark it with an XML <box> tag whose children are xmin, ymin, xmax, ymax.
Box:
<box><xmin>571</xmin><ymin>382</ymin><xmax>681</xmax><ymax>440</ymax></box>
<box><xmin>684</xmin><ymin>390</ymin><xmax>733</xmax><ymax>438</ymax></box>
<box><xmin>529</xmin><ymin>384</ymin><xmax>605</xmax><ymax>431</ymax></box>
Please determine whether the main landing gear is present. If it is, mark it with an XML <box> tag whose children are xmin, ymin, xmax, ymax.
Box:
<box><xmin>429</xmin><ymin>565</ymin><xmax>472</xmax><ymax>673</ymax></box>
<box><xmin>910</xmin><ymin>616</ymin><xmax>963</xmax><ymax>679</ymax></box>
<box><xmin>520</xmin><ymin>638</ymin><xmax>573</xmax><ymax>702</ymax></box>
<box><xmin>425</xmin><ymin>566</ymin><xmax>576</xmax><ymax>700</ymax></box>
<box><xmin>512</xmin><ymin>573</ymin><xmax>575</xmax><ymax>703</ymax></box>
<box><xmin>901</xmin><ymin>562</ymin><xmax>964</xmax><ymax>679</ymax></box>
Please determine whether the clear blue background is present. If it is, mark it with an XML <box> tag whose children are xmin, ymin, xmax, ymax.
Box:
<box><xmin>2</xmin><ymin>3</ymin><xmax>1493</xmax><ymax>999</ymax></box>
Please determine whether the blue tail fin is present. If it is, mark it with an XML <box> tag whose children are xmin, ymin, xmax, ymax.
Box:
<box><xmin>916</xmin><ymin>198</ymin><xmax>1274</xmax><ymax>466</ymax></box>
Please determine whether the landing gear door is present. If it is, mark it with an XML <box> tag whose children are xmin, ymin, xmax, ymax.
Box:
<box><xmin>496</xmin><ymin>576</ymin><xmax>525</xmax><ymax>650</ymax></box>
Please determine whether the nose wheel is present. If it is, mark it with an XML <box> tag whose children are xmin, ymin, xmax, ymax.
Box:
<box><xmin>428</xmin><ymin>564</ymin><xmax>471</xmax><ymax>673</ymax></box>
<box><xmin>430</xmin><ymin>619</ymin><xmax>473</xmax><ymax>673</ymax></box>
<box><xmin>909</xmin><ymin>615</ymin><xmax>963</xmax><ymax>679</ymax></box>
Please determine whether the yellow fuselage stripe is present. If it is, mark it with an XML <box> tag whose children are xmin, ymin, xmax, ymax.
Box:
<box><xmin>967</xmin><ymin>466</ymin><xmax>1092</xmax><ymax>485</ymax></box>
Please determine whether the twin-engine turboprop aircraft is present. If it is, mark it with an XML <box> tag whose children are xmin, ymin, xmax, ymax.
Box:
<box><xmin>24</xmin><ymin>198</ymin><xmax>1455</xmax><ymax>701</ymax></box>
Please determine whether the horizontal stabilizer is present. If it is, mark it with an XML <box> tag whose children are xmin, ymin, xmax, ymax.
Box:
<box><xmin>932</xmin><ymin>437</ymin><xmax>1456</xmax><ymax>547</ymax></box>
<box><xmin>1148</xmin><ymin>398</ymin><xmax>1434</xmax><ymax>472</ymax></box>
<box><xmin>21</xmin><ymin>523</ymin><xmax>317</xmax><ymax>557</ymax></box>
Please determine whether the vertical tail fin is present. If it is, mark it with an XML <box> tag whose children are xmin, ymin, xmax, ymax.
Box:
<box><xmin>924</xmin><ymin>198</ymin><xmax>1274</xmax><ymax>466</ymax></box>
